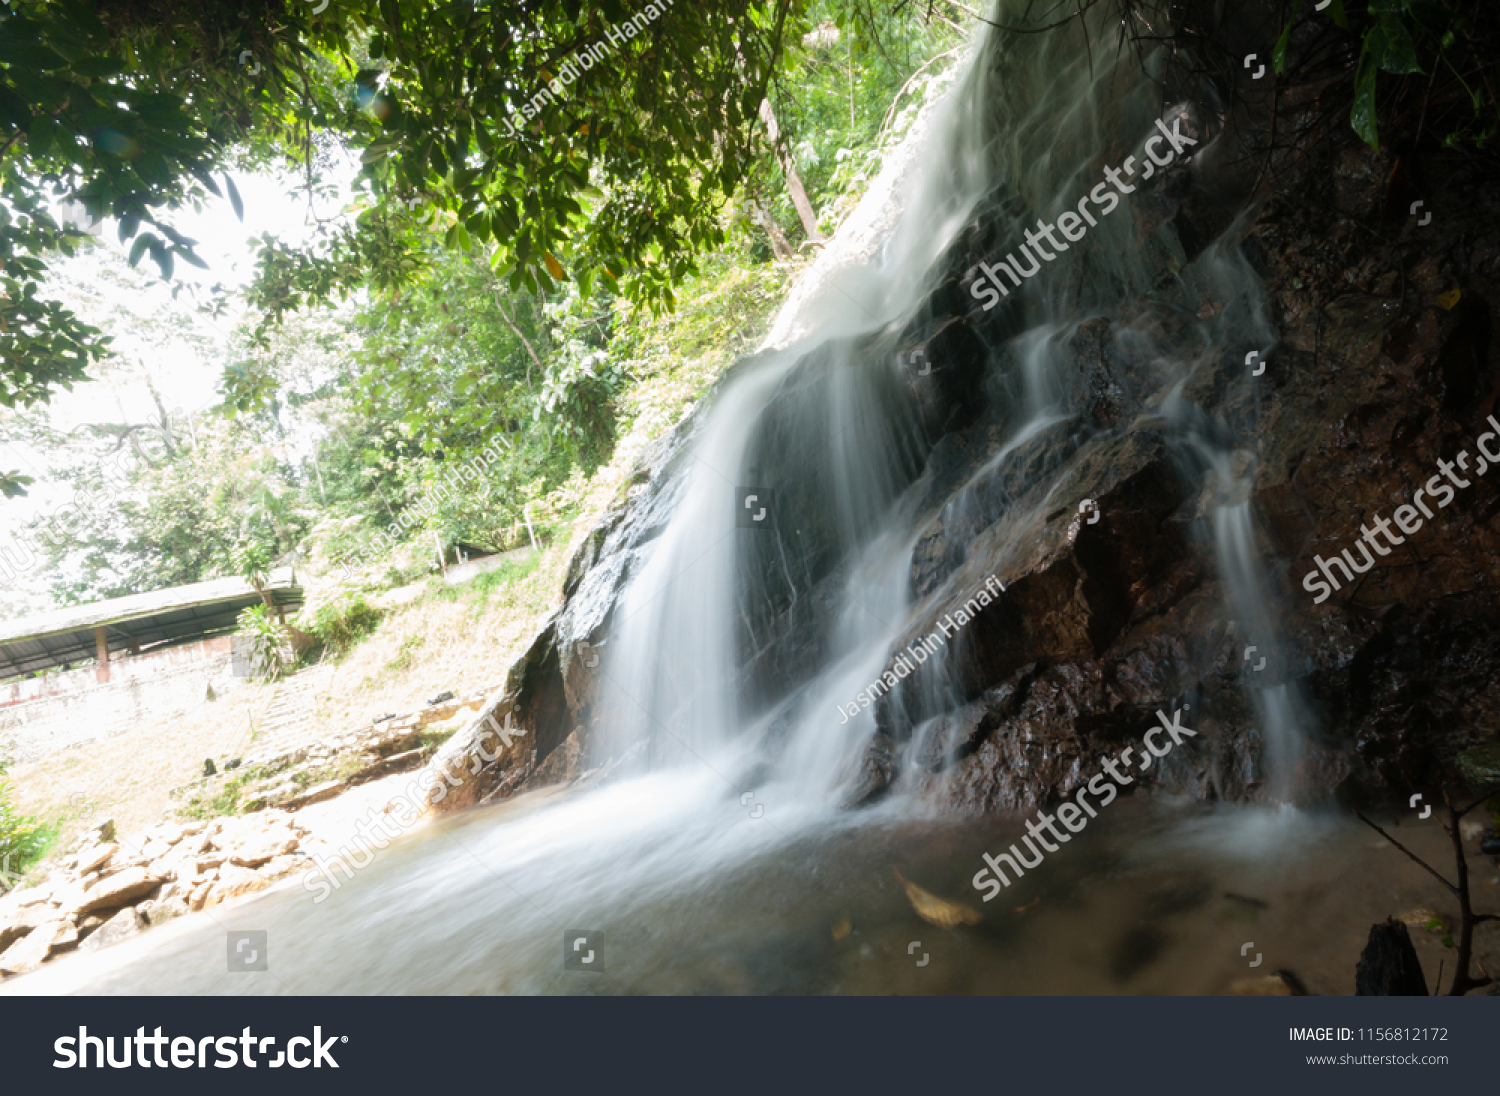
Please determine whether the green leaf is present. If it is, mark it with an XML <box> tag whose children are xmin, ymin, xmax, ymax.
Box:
<box><xmin>1377</xmin><ymin>16</ymin><xmax>1422</xmax><ymax>74</ymax></box>
<box><xmin>149</xmin><ymin>242</ymin><xmax>174</xmax><ymax>280</ymax></box>
<box><xmin>128</xmin><ymin>231</ymin><xmax>160</xmax><ymax>266</ymax></box>
<box><xmin>1351</xmin><ymin>45</ymin><xmax>1381</xmax><ymax>149</ymax></box>
<box><xmin>70</xmin><ymin>55</ymin><xmax>128</xmax><ymax>78</ymax></box>
<box><xmin>0</xmin><ymin>43</ymin><xmax>67</xmax><ymax>70</ymax></box>
<box><xmin>0</xmin><ymin>84</ymin><xmax>31</xmax><ymax>130</ymax></box>
<box><xmin>225</xmin><ymin>174</ymin><xmax>244</xmax><ymax>221</ymax></box>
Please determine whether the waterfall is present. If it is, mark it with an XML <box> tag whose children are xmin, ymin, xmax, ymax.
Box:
<box><xmin>15</xmin><ymin>0</ymin><xmax>1334</xmax><ymax>997</ymax></box>
<box><xmin>599</xmin><ymin>0</ymin><xmax>1308</xmax><ymax>803</ymax></box>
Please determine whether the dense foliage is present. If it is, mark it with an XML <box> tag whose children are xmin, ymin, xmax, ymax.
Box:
<box><xmin>4</xmin><ymin>1</ymin><xmax>973</xmax><ymax>607</ymax></box>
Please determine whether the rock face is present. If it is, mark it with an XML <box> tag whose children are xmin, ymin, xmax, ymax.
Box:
<box><xmin>424</xmin><ymin>7</ymin><xmax>1500</xmax><ymax>822</ymax></box>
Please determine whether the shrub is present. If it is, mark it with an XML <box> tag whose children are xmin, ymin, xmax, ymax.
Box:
<box><xmin>0</xmin><ymin>768</ymin><xmax>47</xmax><ymax>888</ymax></box>
<box><xmin>234</xmin><ymin>603</ymin><xmax>295</xmax><ymax>680</ymax></box>
<box><xmin>305</xmin><ymin>591</ymin><xmax>384</xmax><ymax>653</ymax></box>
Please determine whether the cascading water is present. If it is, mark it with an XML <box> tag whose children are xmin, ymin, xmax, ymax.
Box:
<box><xmin>13</xmin><ymin>0</ymin><xmax>1361</xmax><ymax>997</ymax></box>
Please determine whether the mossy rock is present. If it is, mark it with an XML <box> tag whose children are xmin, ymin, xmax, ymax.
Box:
<box><xmin>1456</xmin><ymin>744</ymin><xmax>1500</xmax><ymax>792</ymax></box>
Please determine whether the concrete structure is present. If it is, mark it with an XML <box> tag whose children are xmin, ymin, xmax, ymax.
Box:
<box><xmin>0</xmin><ymin>635</ymin><xmax>247</xmax><ymax>763</ymax></box>
<box><xmin>0</xmin><ymin>570</ymin><xmax>302</xmax><ymax>763</ymax></box>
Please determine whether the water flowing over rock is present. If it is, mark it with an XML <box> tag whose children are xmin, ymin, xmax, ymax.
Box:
<box><xmin>426</xmin><ymin>0</ymin><xmax>1500</xmax><ymax>827</ymax></box>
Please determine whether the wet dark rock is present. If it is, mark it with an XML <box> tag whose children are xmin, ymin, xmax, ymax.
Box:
<box><xmin>426</xmin><ymin>690</ymin><xmax>456</xmax><ymax>706</ymax></box>
<box><xmin>1355</xmin><ymin>918</ymin><xmax>1429</xmax><ymax>996</ymax></box>
<box><xmin>841</xmin><ymin>734</ymin><xmax>895</xmax><ymax>809</ymax></box>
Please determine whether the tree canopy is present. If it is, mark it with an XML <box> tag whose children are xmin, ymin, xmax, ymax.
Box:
<box><xmin>0</xmin><ymin>0</ymin><xmax>800</xmax><ymax>418</ymax></box>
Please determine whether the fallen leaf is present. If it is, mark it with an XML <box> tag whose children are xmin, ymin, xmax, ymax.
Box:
<box><xmin>1012</xmin><ymin>897</ymin><xmax>1040</xmax><ymax>915</ymax></box>
<box><xmin>1397</xmin><ymin>907</ymin><xmax>1448</xmax><ymax>933</ymax></box>
<box><xmin>831</xmin><ymin>916</ymin><xmax>852</xmax><ymax>941</ymax></box>
<box><xmin>894</xmin><ymin>870</ymin><xmax>982</xmax><ymax>928</ymax></box>
<box><xmin>1437</xmin><ymin>288</ymin><xmax>1462</xmax><ymax>309</ymax></box>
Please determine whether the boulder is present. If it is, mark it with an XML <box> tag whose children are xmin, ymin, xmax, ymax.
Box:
<box><xmin>0</xmin><ymin>901</ymin><xmax>53</xmax><ymax>953</ymax></box>
<box><xmin>0</xmin><ymin>920</ymin><xmax>77</xmax><ymax>974</ymax></box>
<box><xmin>1355</xmin><ymin>918</ymin><xmax>1429</xmax><ymax>995</ymax></box>
<box><xmin>76</xmin><ymin>867</ymin><xmax>162</xmax><ymax>917</ymax></box>
<box><xmin>78</xmin><ymin>908</ymin><xmax>142</xmax><ymax>954</ymax></box>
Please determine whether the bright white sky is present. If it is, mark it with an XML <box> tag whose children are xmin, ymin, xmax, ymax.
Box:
<box><xmin>0</xmin><ymin>152</ymin><xmax>360</xmax><ymax>609</ymax></box>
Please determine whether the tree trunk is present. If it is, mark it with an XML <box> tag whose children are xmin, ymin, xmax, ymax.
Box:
<box><xmin>759</xmin><ymin>99</ymin><xmax>822</xmax><ymax>243</ymax></box>
<box><xmin>748</xmin><ymin>191</ymin><xmax>795</xmax><ymax>261</ymax></box>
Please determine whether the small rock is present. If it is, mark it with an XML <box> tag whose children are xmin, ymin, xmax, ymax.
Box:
<box><xmin>427</xmin><ymin>690</ymin><xmax>456</xmax><ymax>706</ymax></box>
<box><xmin>259</xmin><ymin>854</ymin><xmax>305</xmax><ymax>882</ymax></box>
<box><xmin>187</xmin><ymin>882</ymin><xmax>211</xmax><ymax>913</ymax></box>
<box><xmin>150</xmin><ymin>824</ymin><xmax>184</xmax><ymax>847</ymax></box>
<box><xmin>204</xmin><ymin>865</ymin><xmax>270</xmax><ymax>909</ymax></box>
<box><xmin>228</xmin><ymin>830</ymin><xmax>299</xmax><ymax>867</ymax></box>
<box><xmin>225</xmin><ymin>758</ymin><xmax>242</xmax><ymax>771</ymax></box>
<box><xmin>138</xmin><ymin>838</ymin><xmax>174</xmax><ymax>862</ymax></box>
<box><xmin>74</xmin><ymin>819</ymin><xmax>116</xmax><ymax>848</ymax></box>
<box><xmin>203</xmin><ymin>758</ymin><xmax>217</xmax><ymax>777</ymax></box>
<box><xmin>78</xmin><ymin>908</ymin><xmax>142</xmax><ymax>954</ymax></box>
<box><xmin>74</xmin><ymin>843</ymin><xmax>118</xmax><ymax>876</ymax></box>
<box><xmin>141</xmin><ymin>897</ymin><xmax>189</xmax><ymax>927</ymax></box>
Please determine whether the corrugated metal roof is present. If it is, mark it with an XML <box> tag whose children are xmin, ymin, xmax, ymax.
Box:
<box><xmin>0</xmin><ymin>568</ymin><xmax>303</xmax><ymax>680</ymax></box>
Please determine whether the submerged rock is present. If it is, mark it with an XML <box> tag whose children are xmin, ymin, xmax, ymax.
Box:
<box><xmin>1355</xmin><ymin>919</ymin><xmax>1429</xmax><ymax>996</ymax></box>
